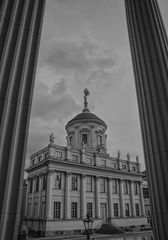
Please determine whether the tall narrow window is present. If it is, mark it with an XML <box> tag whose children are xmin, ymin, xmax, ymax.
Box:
<box><xmin>36</xmin><ymin>176</ymin><xmax>39</xmax><ymax>192</ymax></box>
<box><xmin>55</xmin><ymin>173</ymin><xmax>62</xmax><ymax>189</ymax></box>
<box><xmin>87</xmin><ymin>203</ymin><xmax>93</xmax><ymax>217</ymax></box>
<box><xmin>71</xmin><ymin>202</ymin><xmax>77</xmax><ymax>218</ymax></box>
<box><xmin>134</xmin><ymin>182</ymin><xmax>139</xmax><ymax>195</ymax></box>
<box><xmin>87</xmin><ymin>176</ymin><xmax>92</xmax><ymax>192</ymax></box>
<box><xmin>34</xmin><ymin>202</ymin><xmax>38</xmax><ymax>217</ymax></box>
<box><xmin>135</xmin><ymin>203</ymin><xmax>140</xmax><ymax>216</ymax></box>
<box><xmin>100</xmin><ymin>178</ymin><xmax>106</xmax><ymax>193</ymax></box>
<box><xmin>53</xmin><ymin>202</ymin><xmax>61</xmax><ymax>219</ymax></box>
<box><xmin>97</xmin><ymin>135</ymin><xmax>102</xmax><ymax>145</ymax></box>
<box><xmin>113</xmin><ymin>203</ymin><xmax>119</xmax><ymax>217</ymax></box>
<box><xmin>82</xmin><ymin>134</ymin><xmax>88</xmax><ymax>144</ymax></box>
<box><xmin>112</xmin><ymin>179</ymin><xmax>118</xmax><ymax>194</ymax></box>
<box><xmin>42</xmin><ymin>173</ymin><xmax>47</xmax><ymax>190</ymax></box>
<box><xmin>41</xmin><ymin>202</ymin><xmax>45</xmax><ymax>218</ymax></box>
<box><xmin>125</xmin><ymin>203</ymin><xmax>130</xmax><ymax>217</ymax></box>
<box><xmin>72</xmin><ymin>174</ymin><xmax>78</xmax><ymax>190</ymax></box>
<box><xmin>29</xmin><ymin>178</ymin><xmax>33</xmax><ymax>193</ymax></box>
<box><xmin>123</xmin><ymin>181</ymin><xmax>129</xmax><ymax>194</ymax></box>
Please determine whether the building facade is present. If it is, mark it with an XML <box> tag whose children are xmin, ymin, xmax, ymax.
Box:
<box><xmin>25</xmin><ymin>89</ymin><xmax>147</xmax><ymax>236</ymax></box>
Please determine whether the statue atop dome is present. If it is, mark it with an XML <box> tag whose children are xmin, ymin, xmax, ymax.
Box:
<box><xmin>83</xmin><ymin>88</ymin><xmax>90</xmax><ymax>112</ymax></box>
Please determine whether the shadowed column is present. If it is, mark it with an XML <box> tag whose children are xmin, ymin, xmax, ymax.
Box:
<box><xmin>125</xmin><ymin>0</ymin><xmax>168</xmax><ymax>239</ymax></box>
<box><xmin>0</xmin><ymin>0</ymin><xmax>46</xmax><ymax>239</ymax></box>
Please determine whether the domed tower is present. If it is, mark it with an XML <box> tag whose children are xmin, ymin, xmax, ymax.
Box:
<box><xmin>65</xmin><ymin>89</ymin><xmax>108</xmax><ymax>154</ymax></box>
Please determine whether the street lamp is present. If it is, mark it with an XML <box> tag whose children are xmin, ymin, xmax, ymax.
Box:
<box><xmin>83</xmin><ymin>213</ymin><xmax>94</xmax><ymax>240</ymax></box>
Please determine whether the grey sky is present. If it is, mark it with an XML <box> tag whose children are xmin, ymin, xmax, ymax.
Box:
<box><xmin>26</xmin><ymin>0</ymin><xmax>168</xmax><ymax>170</ymax></box>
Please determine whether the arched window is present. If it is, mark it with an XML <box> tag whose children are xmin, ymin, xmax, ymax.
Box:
<box><xmin>97</xmin><ymin>135</ymin><xmax>102</xmax><ymax>145</ymax></box>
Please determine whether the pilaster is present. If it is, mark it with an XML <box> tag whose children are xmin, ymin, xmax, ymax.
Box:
<box><xmin>119</xmin><ymin>179</ymin><xmax>124</xmax><ymax>217</ymax></box>
<box><xmin>95</xmin><ymin>176</ymin><xmax>100</xmax><ymax>218</ymax></box>
<box><xmin>64</xmin><ymin>171</ymin><xmax>71</xmax><ymax>219</ymax></box>
<box><xmin>45</xmin><ymin>171</ymin><xmax>53</xmax><ymax>219</ymax></box>
<box><xmin>81</xmin><ymin>174</ymin><xmax>86</xmax><ymax>218</ymax></box>
<box><xmin>108</xmin><ymin>178</ymin><xmax>113</xmax><ymax>218</ymax></box>
<box><xmin>130</xmin><ymin>181</ymin><xmax>136</xmax><ymax>217</ymax></box>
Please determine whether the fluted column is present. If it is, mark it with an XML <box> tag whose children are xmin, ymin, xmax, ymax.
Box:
<box><xmin>125</xmin><ymin>1</ymin><xmax>168</xmax><ymax>239</ymax></box>
<box><xmin>0</xmin><ymin>0</ymin><xmax>46</xmax><ymax>239</ymax></box>
<box><xmin>139</xmin><ymin>182</ymin><xmax>145</xmax><ymax>217</ymax></box>
<box><xmin>95</xmin><ymin>176</ymin><xmax>100</xmax><ymax>218</ymax></box>
<box><xmin>108</xmin><ymin>178</ymin><xmax>113</xmax><ymax>218</ymax></box>
<box><xmin>119</xmin><ymin>179</ymin><xmax>124</xmax><ymax>217</ymax></box>
<box><xmin>81</xmin><ymin>174</ymin><xmax>86</xmax><ymax>218</ymax></box>
<box><xmin>130</xmin><ymin>181</ymin><xmax>135</xmax><ymax>217</ymax></box>
<box><xmin>45</xmin><ymin>171</ymin><xmax>53</xmax><ymax>219</ymax></box>
<box><xmin>64</xmin><ymin>171</ymin><xmax>70</xmax><ymax>219</ymax></box>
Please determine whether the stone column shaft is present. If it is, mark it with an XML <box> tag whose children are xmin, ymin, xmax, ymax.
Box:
<box><xmin>0</xmin><ymin>0</ymin><xmax>46</xmax><ymax>239</ymax></box>
<box><xmin>108</xmin><ymin>178</ymin><xmax>113</xmax><ymax>218</ymax></box>
<box><xmin>119</xmin><ymin>179</ymin><xmax>124</xmax><ymax>217</ymax></box>
<box><xmin>64</xmin><ymin>172</ymin><xmax>70</xmax><ymax>219</ymax></box>
<box><xmin>95</xmin><ymin>177</ymin><xmax>100</xmax><ymax>218</ymax></box>
<box><xmin>81</xmin><ymin>174</ymin><xmax>86</xmax><ymax>218</ymax></box>
<box><xmin>31</xmin><ymin>177</ymin><xmax>35</xmax><ymax>217</ymax></box>
<box><xmin>125</xmin><ymin>1</ymin><xmax>168</xmax><ymax>239</ymax></box>
<box><xmin>45</xmin><ymin>172</ymin><xmax>53</xmax><ymax>219</ymax></box>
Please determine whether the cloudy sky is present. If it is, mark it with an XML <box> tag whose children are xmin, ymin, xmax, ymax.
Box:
<box><xmin>26</xmin><ymin>0</ymin><xmax>168</xmax><ymax>170</ymax></box>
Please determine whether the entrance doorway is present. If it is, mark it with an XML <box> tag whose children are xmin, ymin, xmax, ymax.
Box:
<box><xmin>100</xmin><ymin>203</ymin><xmax>107</xmax><ymax>220</ymax></box>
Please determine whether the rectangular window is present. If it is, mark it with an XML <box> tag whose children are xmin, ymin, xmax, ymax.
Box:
<box><xmin>101</xmin><ymin>159</ymin><xmax>106</xmax><ymax>167</ymax></box>
<box><xmin>44</xmin><ymin>152</ymin><xmax>48</xmax><ymax>159</ymax></box>
<box><xmin>28</xmin><ymin>203</ymin><xmax>31</xmax><ymax>217</ymax></box>
<box><xmin>113</xmin><ymin>203</ymin><xmax>119</xmax><ymax>217</ymax></box>
<box><xmin>122</xmin><ymin>164</ymin><xmax>127</xmax><ymax>170</ymax></box>
<box><xmin>112</xmin><ymin>179</ymin><xmax>118</xmax><ymax>194</ymax></box>
<box><xmin>135</xmin><ymin>203</ymin><xmax>140</xmax><ymax>216</ymax></box>
<box><xmin>42</xmin><ymin>173</ymin><xmax>47</xmax><ymax>190</ymax></box>
<box><xmin>111</xmin><ymin>162</ymin><xmax>117</xmax><ymax>169</ymax></box>
<box><xmin>123</xmin><ymin>181</ymin><xmax>129</xmax><ymax>194</ymax></box>
<box><xmin>100</xmin><ymin>178</ymin><xmax>106</xmax><ymax>193</ymax></box>
<box><xmin>53</xmin><ymin>202</ymin><xmax>61</xmax><ymax>219</ymax></box>
<box><xmin>41</xmin><ymin>202</ymin><xmax>45</xmax><ymax>218</ymax></box>
<box><xmin>86</xmin><ymin>157</ymin><xmax>92</xmax><ymax>165</ymax></box>
<box><xmin>134</xmin><ymin>182</ymin><xmax>139</xmax><ymax>195</ymax></box>
<box><xmin>125</xmin><ymin>203</ymin><xmax>130</xmax><ymax>217</ymax></box>
<box><xmin>143</xmin><ymin>187</ymin><xmax>149</xmax><ymax>198</ymax></box>
<box><xmin>38</xmin><ymin>155</ymin><xmax>42</xmax><ymax>162</ymax></box>
<box><xmin>32</xmin><ymin>159</ymin><xmax>35</xmax><ymax>166</ymax></box>
<box><xmin>36</xmin><ymin>176</ymin><xmax>39</xmax><ymax>192</ymax></box>
<box><xmin>55</xmin><ymin>173</ymin><xmax>62</xmax><ymax>189</ymax></box>
<box><xmin>29</xmin><ymin>178</ymin><xmax>33</xmax><ymax>193</ymax></box>
<box><xmin>34</xmin><ymin>202</ymin><xmax>38</xmax><ymax>217</ymax></box>
<box><xmin>87</xmin><ymin>176</ymin><xmax>92</xmax><ymax>192</ymax></box>
<box><xmin>56</xmin><ymin>151</ymin><xmax>62</xmax><ymax>158</ymax></box>
<box><xmin>87</xmin><ymin>203</ymin><xmax>93</xmax><ymax>217</ymax></box>
<box><xmin>97</xmin><ymin>135</ymin><xmax>102</xmax><ymax>145</ymax></box>
<box><xmin>72</xmin><ymin>154</ymin><xmax>78</xmax><ymax>162</ymax></box>
<box><xmin>72</xmin><ymin>174</ymin><xmax>78</xmax><ymax>190</ymax></box>
<box><xmin>71</xmin><ymin>202</ymin><xmax>77</xmax><ymax>218</ymax></box>
<box><xmin>82</xmin><ymin>134</ymin><xmax>88</xmax><ymax>144</ymax></box>
<box><xmin>132</xmin><ymin>166</ymin><xmax>136</xmax><ymax>172</ymax></box>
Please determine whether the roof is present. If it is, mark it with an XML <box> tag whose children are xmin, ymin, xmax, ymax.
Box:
<box><xmin>66</xmin><ymin>110</ymin><xmax>107</xmax><ymax>129</ymax></box>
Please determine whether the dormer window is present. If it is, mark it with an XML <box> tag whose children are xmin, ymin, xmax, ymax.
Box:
<box><xmin>97</xmin><ymin>135</ymin><xmax>102</xmax><ymax>145</ymax></box>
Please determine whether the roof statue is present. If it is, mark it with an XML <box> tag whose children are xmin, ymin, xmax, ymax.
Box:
<box><xmin>49</xmin><ymin>133</ymin><xmax>55</xmax><ymax>144</ymax></box>
<box><xmin>83</xmin><ymin>88</ymin><xmax>90</xmax><ymax>112</ymax></box>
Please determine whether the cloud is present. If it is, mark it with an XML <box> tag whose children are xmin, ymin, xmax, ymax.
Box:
<box><xmin>41</xmin><ymin>39</ymin><xmax>118</xmax><ymax>77</ymax></box>
<box><xmin>31</xmin><ymin>78</ymin><xmax>81</xmax><ymax>122</ymax></box>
